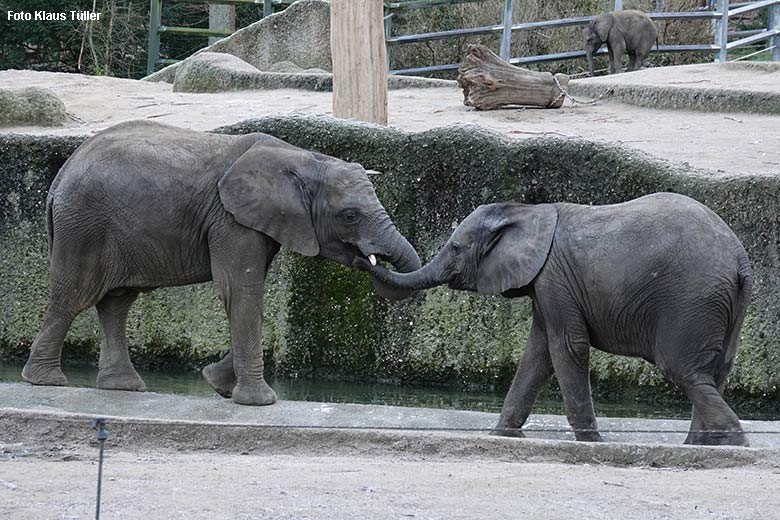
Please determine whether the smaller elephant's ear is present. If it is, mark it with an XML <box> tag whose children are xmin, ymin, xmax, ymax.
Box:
<box><xmin>594</xmin><ymin>15</ymin><xmax>613</xmax><ymax>42</ymax></box>
<box><xmin>476</xmin><ymin>204</ymin><xmax>558</xmax><ymax>296</ymax></box>
<box><xmin>218</xmin><ymin>142</ymin><xmax>320</xmax><ymax>256</ymax></box>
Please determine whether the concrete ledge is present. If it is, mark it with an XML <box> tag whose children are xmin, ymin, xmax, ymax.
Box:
<box><xmin>1</xmin><ymin>383</ymin><xmax>780</xmax><ymax>468</ymax></box>
<box><xmin>569</xmin><ymin>62</ymin><xmax>780</xmax><ymax>114</ymax></box>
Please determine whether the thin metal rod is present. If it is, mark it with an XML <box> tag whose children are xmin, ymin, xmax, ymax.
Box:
<box><xmin>263</xmin><ymin>0</ymin><xmax>272</xmax><ymax>18</ymax></box>
<box><xmin>95</xmin><ymin>440</ymin><xmax>105</xmax><ymax>520</ymax></box>
<box><xmin>499</xmin><ymin>0</ymin><xmax>513</xmax><ymax>61</ymax></box>
<box><xmin>714</xmin><ymin>0</ymin><xmax>729</xmax><ymax>62</ymax></box>
<box><xmin>614</xmin><ymin>0</ymin><xmax>623</xmax><ymax>10</ymax></box>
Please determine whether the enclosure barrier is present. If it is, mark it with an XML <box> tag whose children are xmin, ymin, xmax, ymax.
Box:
<box><xmin>386</xmin><ymin>0</ymin><xmax>780</xmax><ymax>75</ymax></box>
<box><xmin>146</xmin><ymin>0</ymin><xmax>294</xmax><ymax>74</ymax></box>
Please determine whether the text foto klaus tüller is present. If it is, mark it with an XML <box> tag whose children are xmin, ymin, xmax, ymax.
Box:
<box><xmin>6</xmin><ymin>11</ymin><xmax>101</xmax><ymax>22</ymax></box>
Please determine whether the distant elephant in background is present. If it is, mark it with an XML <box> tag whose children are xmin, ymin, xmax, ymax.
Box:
<box><xmin>22</xmin><ymin>120</ymin><xmax>421</xmax><ymax>406</ymax></box>
<box><xmin>360</xmin><ymin>193</ymin><xmax>752</xmax><ymax>446</ymax></box>
<box><xmin>583</xmin><ymin>10</ymin><xmax>658</xmax><ymax>75</ymax></box>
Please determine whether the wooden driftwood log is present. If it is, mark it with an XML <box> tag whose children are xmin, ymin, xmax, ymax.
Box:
<box><xmin>457</xmin><ymin>44</ymin><xmax>570</xmax><ymax>110</ymax></box>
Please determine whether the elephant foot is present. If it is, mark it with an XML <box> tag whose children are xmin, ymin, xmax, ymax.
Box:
<box><xmin>96</xmin><ymin>366</ymin><xmax>147</xmax><ymax>392</ymax></box>
<box><xmin>202</xmin><ymin>361</ymin><xmax>237</xmax><ymax>398</ymax></box>
<box><xmin>232</xmin><ymin>380</ymin><xmax>277</xmax><ymax>406</ymax></box>
<box><xmin>574</xmin><ymin>430</ymin><xmax>604</xmax><ymax>442</ymax></box>
<box><xmin>687</xmin><ymin>429</ymin><xmax>749</xmax><ymax>447</ymax></box>
<box><xmin>490</xmin><ymin>427</ymin><xmax>526</xmax><ymax>438</ymax></box>
<box><xmin>21</xmin><ymin>361</ymin><xmax>68</xmax><ymax>386</ymax></box>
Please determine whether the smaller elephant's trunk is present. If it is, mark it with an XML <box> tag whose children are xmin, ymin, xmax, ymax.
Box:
<box><xmin>367</xmin><ymin>225</ymin><xmax>422</xmax><ymax>300</ymax></box>
<box><xmin>586</xmin><ymin>51</ymin><xmax>595</xmax><ymax>77</ymax></box>
<box><xmin>369</xmin><ymin>254</ymin><xmax>445</xmax><ymax>292</ymax></box>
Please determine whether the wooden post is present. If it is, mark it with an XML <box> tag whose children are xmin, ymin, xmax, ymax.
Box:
<box><xmin>209</xmin><ymin>4</ymin><xmax>235</xmax><ymax>45</ymax></box>
<box><xmin>330</xmin><ymin>0</ymin><xmax>388</xmax><ymax>125</ymax></box>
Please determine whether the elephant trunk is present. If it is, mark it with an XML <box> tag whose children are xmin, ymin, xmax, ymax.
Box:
<box><xmin>586</xmin><ymin>51</ymin><xmax>595</xmax><ymax>77</ymax></box>
<box><xmin>369</xmin><ymin>252</ymin><xmax>446</xmax><ymax>292</ymax></box>
<box><xmin>368</xmin><ymin>226</ymin><xmax>422</xmax><ymax>300</ymax></box>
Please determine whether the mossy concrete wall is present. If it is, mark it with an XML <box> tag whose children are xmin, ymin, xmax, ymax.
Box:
<box><xmin>1</xmin><ymin>116</ymin><xmax>779</xmax><ymax>401</ymax></box>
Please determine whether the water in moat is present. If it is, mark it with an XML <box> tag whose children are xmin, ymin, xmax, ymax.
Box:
<box><xmin>0</xmin><ymin>361</ymin><xmax>710</xmax><ymax>419</ymax></box>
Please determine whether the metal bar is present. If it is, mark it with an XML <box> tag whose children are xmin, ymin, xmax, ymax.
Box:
<box><xmin>714</xmin><ymin>0</ymin><xmax>728</xmax><ymax>62</ymax></box>
<box><xmin>389</xmin><ymin>44</ymin><xmax>719</xmax><ymax>75</ymax></box>
<box><xmin>263</xmin><ymin>0</ymin><xmax>272</xmax><ymax>17</ymax></box>
<box><xmin>771</xmin><ymin>2</ymin><xmax>780</xmax><ymax>61</ymax></box>
<box><xmin>726</xmin><ymin>28</ymin><xmax>780</xmax><ymax>49</ymax></box>
<box><xmin>159</xmin><ymin>26</ymin><xmax>234</xmax><ymax>35</ymax></box>
<box><xmin>729</xmin><ymin>0</ymin><xmax>780</xmax><ymax>17</ymax></box>
<box><xmin>387</xmin><ymin>24</ymin><xmax>502</xmax><ymax>44</ymax></box>
<box><xmin>146</xmin><ymin>0</ymin><xmax>162</xmax><ymax>74</ymax></box>
<box><xmin>385</xmin><ymin>0</ymin><xmax>480</xmax><ymax>8</ymax></box>
<box><xmin>646</xmin><ymin>11</ymin><xmax>720</xmax><ymax>19</ymax></box>
<box><xmin>387</xmin><ymin>11</ymin><xmax>719</xmax><ymax>45</ymax></box>
<box><xmin>499</xmin><ymin>0</ymin><xmax>513</xmax><ymax>61</ymax></box>
<box><xmin>614</xmin><ymin>0</ymin><xmax>623</xmax><ymax>10</ymax></box>
<box><xmin>729</xmin><ymin>29</ymin><xmax>765</xmax><ymax>38</ymax></box>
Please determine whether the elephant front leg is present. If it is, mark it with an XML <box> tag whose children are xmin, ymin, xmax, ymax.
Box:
<box><xmin>492</xmin><ymin>317</ymin><xmax>553</xmax><ymax>438</ymax></box>
<box><xmin>226</xmin><ymin>290</ymin><xmax>277</xmax><ymax>406</ymax></box>
<box><xmin>548</xmin><ymin>330</ymin><xmax>603</xmax><ymax>442</ymax></box>
<box><xmin>202</xmin><ymin>350</ymin><xmax>237</xmax><ymax>398</ymax></box>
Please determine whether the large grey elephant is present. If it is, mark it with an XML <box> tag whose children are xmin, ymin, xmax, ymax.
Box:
<box><xmin>360</xmin><ymin>193</ymin><xmax>752</xmax><ymax>446</ymax></box>
<box><xmin>583</xmin><ymin>10</ymin><xmax>658</xmax><ymax>75</ymax></box>
<box><xmin>22</xmin><ymin>120</ymin><xmax>420</xmax><ymax>406</ymax></box>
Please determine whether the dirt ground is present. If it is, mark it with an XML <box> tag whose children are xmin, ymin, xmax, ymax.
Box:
<box><xmin>0</xmin><ymin>443</ymin><xmax>778</xmax><ymax>520</ymax></box>
<box><xmin>1</xmin><ymin>69</ymin><xmax>779</xmax><ymax>177</ymax></box>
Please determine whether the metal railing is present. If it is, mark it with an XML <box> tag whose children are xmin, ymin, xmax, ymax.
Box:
<box><xmin>146</xmin><ymin>0</ymin><xmax>293</xmax><ymax>74</ymax></box>
<box><xmin>387</xmin><ymin>0</ymin><xmax>780</xmax><ymax>75</ymax></box>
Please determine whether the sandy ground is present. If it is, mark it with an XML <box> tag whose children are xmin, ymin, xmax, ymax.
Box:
<box><xmin>1</xmin><ymin>69</ymin><xmax>779</xmax><ymax>177</ymax></box>
<box><xmin>2</xmin><ymin>443</ymin><xmax>780</xmax><ymax>520</ymax></box>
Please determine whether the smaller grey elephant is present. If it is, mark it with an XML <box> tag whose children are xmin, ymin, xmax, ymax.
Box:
<box><xmin>583</xmin><ymin>10</ymin><xmax>657</xmax><ymax>75</ymax></box>
<box><xmin>360</xmin><ymin>193</ymin><xmax>752</xmax><ymax>446</ymax></box>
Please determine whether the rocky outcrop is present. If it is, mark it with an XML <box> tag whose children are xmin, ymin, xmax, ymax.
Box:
<box><xmin>171</xmin><ymin>52</ymin><xmax>455</xmax><ymax>93</ymax></box>
<box><xmin>0</xmin><ymin>87</ymin><xmax>68</xmax><ymax>127</ymax></box>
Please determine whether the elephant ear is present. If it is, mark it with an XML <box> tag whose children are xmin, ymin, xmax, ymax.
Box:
<box><xmin>476</xmin><ymin>204</ymin><xmax>558</xmax><ymax>296</ymax></box>
<box><xmin>218</xmin><ymin>141</ymin><xmax>320</xmax><ymax>256</ymax></box>
<box><xmin>594</xmin><ymin>14</ymin><xmax>613</xmax><ymax>42</ymax></box>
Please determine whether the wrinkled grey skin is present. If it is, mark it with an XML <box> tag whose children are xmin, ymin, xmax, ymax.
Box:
<box><xmin>22</xmin><ymin>120</ymin><xmax>420</xmax><ymax>406</ymax></box>
<box><xmin>361</xmin><ymin>194</ymin><xmax>752</xmax><ymax>446</ymax></box>
<box><xmin>584</xmin><ymin>10</ymin><xmax>658</xmax><ymax>75</ymax></box>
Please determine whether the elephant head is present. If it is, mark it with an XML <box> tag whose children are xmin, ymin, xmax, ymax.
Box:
<box><xmin>583</xmin><ymin>14</ymin><xmax>615</xmax><ymax>77</ymax></box>
<box><xmin>358</xmin><ymin>203</ymin><xmax>557</xmax><ymax>296</ymax></box>
<box><xmin>218</xmin><ymin>139</ymin><xmax>421</xmax><ymax>299</ymax></box>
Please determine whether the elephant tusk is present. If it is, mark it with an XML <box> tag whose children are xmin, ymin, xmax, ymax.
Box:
<box><xmin>369</xmin><ymin>254</ymin><xmax>377</xmax><ymax>266</ymax></box>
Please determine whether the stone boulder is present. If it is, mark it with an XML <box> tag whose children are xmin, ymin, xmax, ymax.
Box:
<box><xmin>145</xmin><ymin>0</ymin><xmax>331</xmax><ymax>83</ymax></box>
<box><xmin>0</xmin><ymin>87</ymin><xmax>68</xmax><ymax>127</ymax></box>
<box><xmin>172</xmin><ymin>52</ymin><xmax>455</xmax><ymax>93</ymax></box>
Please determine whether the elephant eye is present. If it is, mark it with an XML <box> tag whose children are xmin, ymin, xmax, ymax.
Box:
<box><xmin>340</xmin><ymin>209</ymin><xmax>360</xmax><ymax>225</ymax></box>
<box><xmin>451</xmin><ymin>241</ymin><xmax>462</xmax><ymax>253</ymax></box>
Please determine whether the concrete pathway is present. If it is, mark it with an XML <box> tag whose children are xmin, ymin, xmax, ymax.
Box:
<box><xmin>2</xmin><ymin>383</ymin><xmax>780</xmax><ymax>469</ymax></box>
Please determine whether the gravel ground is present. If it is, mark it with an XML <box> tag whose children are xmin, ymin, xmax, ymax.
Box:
<box><xmin>2</xmin><ymin>443</ymin><xmax>779</xmax><ymax>520</ymax></box>
<box><xmin>1</xmin><ymin>69</ymin><xmax>779</xmax><ymax>176</ymax></box>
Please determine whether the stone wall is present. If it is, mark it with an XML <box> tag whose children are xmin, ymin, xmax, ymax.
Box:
<box><xmin>1</xmin><ymin>115</ymin><xmax>778</xmax><ymax>401</ymax></box>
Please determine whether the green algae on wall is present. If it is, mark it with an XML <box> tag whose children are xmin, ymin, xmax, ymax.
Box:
<box><xmin>1</xmin><ymin>116</ymin><xmax>780</xmax><ymax>402</ymax></box>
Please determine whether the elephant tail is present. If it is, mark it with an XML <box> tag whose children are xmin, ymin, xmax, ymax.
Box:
<box><xmin>45</xmin><ymin>192</ymin><xmax>54</xmax><ymax>258</ymax></box>
<box><xmin>717</xmin><ymin>255</ymin><xmax>753</xmax><ymax>386</ymax></box>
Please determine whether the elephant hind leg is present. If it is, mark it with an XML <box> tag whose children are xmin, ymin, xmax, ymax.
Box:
<box><xmin>682</xmin><ymin>374</ymin><xmax>747</xmax><ymax>446</ymax></box>
<box><xmin>22</xmin><ymin>274</ymin><xmax>104</xmax><ymax>386</ymax></box>
<box><xmin>22</xmin><ymin>303</ymin><xmax>77</xmax><ymax>386</ymax></box>
<box><xmin>95</xmin><ymin>290</ymin><xmax>146</xmax><ymax>391</ymax></box>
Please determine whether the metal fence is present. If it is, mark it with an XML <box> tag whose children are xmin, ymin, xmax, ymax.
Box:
<box><xmin>147</xmin><ymin>0</ymin><xmax>293</xmax><ymax>74</ymax></box>
<box><xmin>387</xmin><ymin>0</ymin><xmax>780</xmax><ymax>75</ymax></box>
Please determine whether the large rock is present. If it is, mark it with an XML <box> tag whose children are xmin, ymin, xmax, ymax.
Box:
<box><xmin>0</xmin><ymin>87</ymin><xmax>68</xmax><ymax>127</ymax></box>
<box><xmin>172</xmin><ymin>52</ymin><xmax>455</xmax><ymax>93</ymax></box>
<box><xmin>145</xmin><ymin>0</ymin><xmax>332</xmax><ymax>83</ymax></box>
